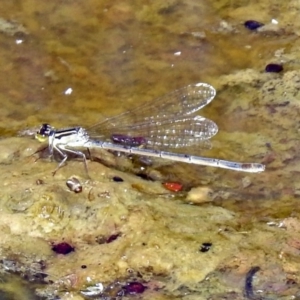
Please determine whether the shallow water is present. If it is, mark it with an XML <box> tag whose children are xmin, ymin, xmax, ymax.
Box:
<box><xmin>1</xmin><ymin>0</ymin><xmax>300</xmax><ymax>299</ymax></box>
<box><xmin>0</xmin><ymin>1</ymin><xmax>290</xmax><ymax>127</ymax></box>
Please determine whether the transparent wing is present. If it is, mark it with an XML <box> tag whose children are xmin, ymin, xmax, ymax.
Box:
<box><xmin>87</xmin><ymin>83</ymin><xmax>217</xmax><ymax>149</ymax></box>
<box><xmin>89</xmin><ymin>116</ymin><xmax>218</xmax><ymax>148</ymax></box>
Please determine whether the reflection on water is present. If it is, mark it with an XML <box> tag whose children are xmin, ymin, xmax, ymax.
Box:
<box><xmin>1</xmin><ymin>0</ymin><xmax>300</xmax><ymax>298</ymax></box>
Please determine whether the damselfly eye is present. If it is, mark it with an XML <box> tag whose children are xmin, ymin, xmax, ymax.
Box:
<box><xmin>38</xmin><ymin>123</ymin><xmax>52</xmax><ymax>137</ymax></box>
<box><xmin>35</xmin><ymin>123</ymin><xmax>53</xmax><ymax>142</ymax></box>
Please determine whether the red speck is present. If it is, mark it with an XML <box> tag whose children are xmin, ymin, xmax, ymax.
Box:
<box><xmin>123</xmin><ymin>282</ymin><xmax>146</xmax><ymax>295</ymax></box>
<box><xmin>163</xmin><ymin>182</ymin><xmax>183</xmax><ymax>192</ymax></box>
<box><xmin>52</xmin><ymin>242</ymin><xmax>74</xmax><ymax>255</ymax></box>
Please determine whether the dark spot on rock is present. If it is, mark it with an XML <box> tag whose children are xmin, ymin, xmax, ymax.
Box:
<box><xmin>200</xmin><ymin>242</ymin><xmax>212</xmax><ymax>252</ymax></box>
<box><xmin>112</xmin><ymin>176</ymin><xmax>124</xmax><ymax>182</ymax></box>
<box><xmin>135</xmin><ymin>173</ymin><xmax>154</xmax><ymax>181</ymax></box>
<box><xmin>106</xmin><ymin>233</ymin><xmax>121</xmax><ymax>243</ymax></box>
<box><xmin>52</xmin><ymin>242</ymin><xmax>74</xmax><ymax>255</ymax></box>
<box><xmin>81</xmin><ymin>265</ymin><xmax>87</xmax><ymax>269</ymax></box>
<box><xmin>265</xmin><ymin>63</ymin><xmax>283</xmax><ymax>73</ymax></box>
<box><xmin>244</xmin><ymin>266</ymin><xmax>260</xmax><ymax>299</ymax></box>
<box><xmin>244</xmin><ymin>20</ymin><xmax>264</xmax><ymax>30</ymax></box>
<box><xmin>123</xmin><ymin>282</ymin><xmax>146</xmax><ymax>295</ymax></box>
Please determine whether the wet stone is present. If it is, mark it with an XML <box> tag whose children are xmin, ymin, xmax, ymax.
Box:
<box><xmin>66</xmin><ymin>177</ymin><xmax>82</xmax><ymax>193</ymax></box>
<box><xmin>244</xmin><ymin>20</ymin><xmax>264</xmax><ymax>30</ymax></box>
<box><xmin>265</xmin><ymin>63</ymin><xmax>283</xmax><ymax>73</ymax></box>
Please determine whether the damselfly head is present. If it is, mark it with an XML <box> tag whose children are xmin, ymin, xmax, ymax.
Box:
<box><xmin>35</xmin><ymin>123</ymin><xmax>53</xmax><ymax>142</ymax></box>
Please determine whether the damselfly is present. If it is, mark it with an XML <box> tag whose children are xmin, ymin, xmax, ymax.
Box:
<box><xmin>35</xmin><ymin>83</ymin><xmax>265</xmax><ymax>174</ymax></box>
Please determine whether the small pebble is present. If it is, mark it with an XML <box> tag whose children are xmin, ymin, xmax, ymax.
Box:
<box><xmin>265</xmin><ymin>63</ymin><xmax>283</xmax><ymax>73</ymax></box>
<box><xmin>123</xmin><ymin>282</ymin><xmax>146</xmax><ymax>295</ymax></box>
<box><xmin>112</xmin><ymin>176</ymin><xmax>124</xmax><ymax>182</ymax></box>
<box><xmin>52</xmin><ymin>242</ymin><xmax>75</xmax><ymax>255</ymax></box>
<box><xmin>81</xmin><ymin>283</ymin><xmax>104</xmax><ymax>297</ymax></box>
<box><xmin>186</xmin><ymin>186</ymin><xmax>213</xmax><ymax>203</ymax></box>
<box><xmin>244</xmin><ymin>20</ymin><xmax>264</xmax><ymax>30</ymax></box>
<box><xmin>200</xmin><ymin>242</ymin><xmax>212</xmax><ymax>252</ymax></box>
<box><xmin>242</xmin><ymin>176</ymin><xmax>252</xmax><ymax>188</ymax></box>
<box><xmin>66</xmin><ymin>177</ymin><xmax>82</xmax><ymax>193</ymax></box>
